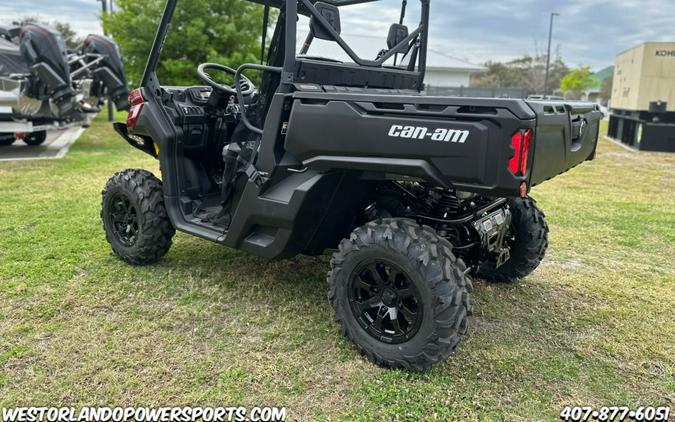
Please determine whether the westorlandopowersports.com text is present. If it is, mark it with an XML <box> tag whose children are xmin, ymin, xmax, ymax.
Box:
<box><xmin>1</xmin><ymin>407</ymin><xmax>286</xmax><ymax>422</ymax></box>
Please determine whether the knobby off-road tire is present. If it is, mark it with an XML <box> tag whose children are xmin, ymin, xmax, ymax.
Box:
<box><xmin>477</xmin><ymin>196</ymin><xmax>549</xmax><ymax>283</ymax></box>
<box><xmin>328</xmin><ymin>218</ymin><xmax>473</xmax><ymax>371</ymax></box>
<box><xmin>23</xmin><ymin>131</ymin><xmax>47</xmax><ymax>146</ymax></box>
<box><xmin>101</xmin><ymin>169</ymin><xmax>175</xmax><ymax>265</ymax></box>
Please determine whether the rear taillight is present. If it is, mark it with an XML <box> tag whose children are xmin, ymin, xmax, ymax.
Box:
<box><xmin>520</xmin><ymin>129</ymin><xmax>532</xmax><ymax>174</ymax></box>
<box><xmin>509</xmin><ymin>129</ymin><xmax>533</xmax><ymax>176</ymax></box>
<box><xmin>126</xmin><ymin>88</ymin><xmax>145</xmax><ymax>130</ymax></box>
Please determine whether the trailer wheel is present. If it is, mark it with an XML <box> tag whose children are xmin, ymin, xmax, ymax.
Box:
<box><xmin>23</xmin><ymin>131</ymin><xmax>47</xmax><ymax>146</ymax></box>
<box><xmin>0</xmin><ymin>134</ymin><xmax>15</xmax><ymax>146</ymax></box>
<box><xmin>328</xmin><ymin>219</ymin><xmax>472</xmax><ymax>371</ymax></box>
<box><xmin>101</xmin><ymin>169</ymin><xmax>175</xmax><ymax>265</ymax></box>
<box><xmin>477</xmin><ymin>196</ymin><xmax>548</xmax><ymax>283</ymax></box>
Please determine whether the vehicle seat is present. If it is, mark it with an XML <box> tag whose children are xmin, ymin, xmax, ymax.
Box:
<box><xmin>387</xmin><ymin>24</ymin><xmax>409</xmax><ymax>50</ymax></box>
<box><xmin>293</xmin><ymin>15</ymin><xmax>419</xmax><ymax>90</ymax></box>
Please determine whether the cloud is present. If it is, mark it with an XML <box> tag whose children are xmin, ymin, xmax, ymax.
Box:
<box><xmin>0</xmin><ymin>0</ymin><xmax>102</xmax><ymax>37</ymax></box>
<box><xmin>339</xmin><ymin>0</ymin><xmax>675</xmax><ymax>69</ymax></box>
<box><xmin>2</xmin><ymin>0</ymin><xmax>673</xmax><ymax>70</ymax></box>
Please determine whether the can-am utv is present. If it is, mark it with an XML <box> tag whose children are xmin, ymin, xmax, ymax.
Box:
<box><xmin>0</xmin><ymin>25</ymin><xmax>128</xmax><ymax>146</ymax></box>
<box><xmin>102</xmin><ymin>0</ymin><xmax>602</xmax><ymax>370</ymax></box>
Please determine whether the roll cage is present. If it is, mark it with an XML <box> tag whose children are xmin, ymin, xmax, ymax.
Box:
<box><xmin>140</xmin><ymin>0</ymin><xmax>430</xmax><ymax>116</ymax></box>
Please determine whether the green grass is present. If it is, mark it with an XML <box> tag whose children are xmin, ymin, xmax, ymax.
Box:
<box><xmin>1</xmin><ymin>116</ymin><xmax>674</xmax><ymax>420</ymax></box>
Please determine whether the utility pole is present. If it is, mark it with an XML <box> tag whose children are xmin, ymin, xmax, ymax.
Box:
<box><xmin>99</xmin><ymin>0</ymin><xmax>114</xmax><ymax>122</ymax></box>
<box><xmin>544</xmin><ymin>12</ymin><xmax>559</xmax><ymax>96</ymax></box>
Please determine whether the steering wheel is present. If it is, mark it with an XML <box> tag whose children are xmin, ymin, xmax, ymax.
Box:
<box><xmin>197</xmin><ymin>63</ymin><xmax>255</xmax><ymax>97</ymax></box>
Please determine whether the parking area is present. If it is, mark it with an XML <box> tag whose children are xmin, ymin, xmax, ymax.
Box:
<box><xmin>0</xmin><ymin>127</ymin><xmax>85</xmax><ymax>162</ymax></box>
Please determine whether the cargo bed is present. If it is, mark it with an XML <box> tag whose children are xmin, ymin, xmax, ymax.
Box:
<box><xmin>285</xmin><ymin>93</ymin><xmax>603</xmax><ymax>197</ymax></box>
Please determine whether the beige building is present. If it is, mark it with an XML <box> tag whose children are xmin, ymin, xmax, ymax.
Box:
<box><xmin>611</xmin><ymin>42</ymin><xmax>675</xmax><ymax>112</ymax></box>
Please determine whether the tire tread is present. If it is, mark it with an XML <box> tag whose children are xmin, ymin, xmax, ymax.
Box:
<box><xmin>328</xmin><ymin>218</ymin><xmax>472</xmax><ymax>371</ymax></box>
<box><xmin>477</xmin><ymin>196</ymin><xmax>549</xmax><ymax>283</ymax></box>
<box><xmin>101</xmin><ymin>169</ymin><xmax>175</xmax><ymax>265</ymax></box>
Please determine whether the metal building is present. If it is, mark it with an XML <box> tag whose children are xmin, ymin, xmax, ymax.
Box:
<box><xmin>608</xmin><ymin>42</ymin><xmax>675</xmax><ymax>152</ymax></box>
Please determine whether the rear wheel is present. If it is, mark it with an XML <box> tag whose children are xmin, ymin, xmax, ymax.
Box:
<box><xmin>0</xmin><ymin>134</ymin><xmax>15</xmax><ymax>146</ymax></box>
<box><xmin>101</xmin><ymin>169</ymin><xmax>175</xmax><ymax>265</ymax></box>
<box><xmin>328</xmin><ymin>219</ymin><xmax>472</xmax><ymax>371</ymax></box>
<box><xmin>477</xmin><ymin>196</ymin><xmax>548</xmax><ymax>283</ymax></box>
<box><xmin>23</xmin><ymin>131</ymin><xmax>47</xmax><ymax>146</ymax></box>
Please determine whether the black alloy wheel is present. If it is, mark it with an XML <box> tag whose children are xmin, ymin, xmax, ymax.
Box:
<box><xmin>348</xmin><ymin>259</ymin><xmax>423</xmax><ymax>344</ymax></box>
<box><xmin>108</xmin><ymin>192</ymin><xmax>140</xmax><ymax>246</ymax></box>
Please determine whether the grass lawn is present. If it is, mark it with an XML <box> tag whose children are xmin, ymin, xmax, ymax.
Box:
<box><xmin>1</xmin><ymin>116</ymin><xmax>673</xmax><ymax>420</ymax></box>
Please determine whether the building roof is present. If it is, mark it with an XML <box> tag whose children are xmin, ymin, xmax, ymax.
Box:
<box><xmin>616</xmin><ymin>41</ymin><xmax>675</xmax><ymax>57</ymax></box>
<box><xmin>425</xmin><ymin>48</ymin><xmax>487</xmax><ymax>72</ymax></box>
<box><xmin>298</xmin><ymin>32</ymin><xmax>486</xmax><ymax>72</ymax></box>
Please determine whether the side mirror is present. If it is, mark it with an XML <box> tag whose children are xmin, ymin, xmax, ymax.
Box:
<box><xmin>310</xmin><ymin>2</ymin><xmax>341</xmax><ymax>40</ymax></box>
<box><xmin>387</xmin><ymin>23</ymin><xmax>409</xmax><ymax>49</ymax></box>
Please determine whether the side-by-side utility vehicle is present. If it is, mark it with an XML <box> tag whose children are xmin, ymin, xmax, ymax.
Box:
<box><xmin>102</xmin><ymin>0</ymin><xmax>602</xmax><ymax>370</ymax></box>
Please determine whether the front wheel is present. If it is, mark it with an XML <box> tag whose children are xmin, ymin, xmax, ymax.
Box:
<box><xmin>101</xmin><ymin>169</ymin><xmax>175</xmax><ymax>265</ymax></box>
<box><xmin>23</xmin><ymin>131</ymin><xmax>47</xmax><ymax>146</ymax></box>
<box><xmin>328</xmin><ymin>219</ymin><xmax>473</xmax><ymax>371</ymax></box>
<box><xmin>477</xmin><ymin>196</ymin><xmax>549</xmax><ymax>283</ymax></box>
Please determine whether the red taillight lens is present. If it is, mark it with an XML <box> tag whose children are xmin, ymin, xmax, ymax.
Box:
<box><xmin>129</xmin><ymin>89</ymin><xmax>144</xmax><ymax>106</ymax></box>
<box><xmin>509</xmin><ymin>131</ymin><xmax>522</xmax><ymax>174</ymax></box>
<box><xmin>509</xmin><ymin>129</ymin><xmax>533</xmax><ymax>176</ymax></box>
<box><xmin>520</xmin><ymin>129</ymin><xmax>532</xmax><ymax>174</ymax></box>
<box><xmin>126</xmin><ymin>89</ymin><xmax>145</xmax><ymax>130</ymax></box>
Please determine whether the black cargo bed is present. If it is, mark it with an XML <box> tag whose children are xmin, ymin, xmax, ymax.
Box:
<box><xmin>284</xmin><ymin>92</ymin><xmax>603</xmax><ymax>197</ymax></box>
<box><xmin>526</xmin><ymin>100</ymin><xmax>603</xmax><ymax>186</ymax></box>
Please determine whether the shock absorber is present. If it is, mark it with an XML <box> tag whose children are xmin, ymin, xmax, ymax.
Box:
<box><xmin>432</xmin><ymin>188</ymin><xmax>461</xmax><ymax>218</ymax></box>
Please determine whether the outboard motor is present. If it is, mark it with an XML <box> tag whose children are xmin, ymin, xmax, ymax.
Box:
<box><xmin>82</xmin><ymin>34</ymin><xmax>129</xmax><ymax>111</ymax></box>
<box><xmin>18</xmin><ymin>24</ymin><xmax>75</xmax><ymax>116</ymax></box>
<box><xmin>0</xmin><ymin>31</ymin><xmax>28</xmax><ymax>75</ymax></box>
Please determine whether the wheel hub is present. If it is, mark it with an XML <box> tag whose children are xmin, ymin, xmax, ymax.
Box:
<box><xmin>108</xmin><ymin>192</ymin><xmax>139</xmax><ymax>247</ymax></box>
<box><xmin>381</xmin><ymin>288</ymin><xmax>398</xmax><ymax>307</ymax></box>
<box><xmin>348</xmin><ymin>260</ymin><xmax>423</xmax><ymax>344</ymax></box>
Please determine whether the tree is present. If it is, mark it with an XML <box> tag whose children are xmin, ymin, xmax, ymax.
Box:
<box><xmin>471</xmin><ymin>53</ymin><xmax>569</xmax><ymax>95</ymax></box>
<box><xmin>560</xmin><ymin>67</ymin><xmax>593</xmax><ymax>100</ymax></box>
<box><xmin>13</xmin><ymin>17</ymin><xmax>82</xmax><ymax>50</ymax></box>
<box><xmin>102</xmin><ymin>0</ymin><xmax>269</xmax><ymax>86</ymax></box>
<box><xmin>53</xmin><ymin>22</ymin><xmax>82</xmax><ymax>50</ymax></box>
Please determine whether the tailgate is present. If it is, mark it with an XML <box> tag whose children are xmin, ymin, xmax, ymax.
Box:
<box><xmin>527</xmin><ymin>101</ymin><xmax>603</xmax><ymax>185</ymax></box>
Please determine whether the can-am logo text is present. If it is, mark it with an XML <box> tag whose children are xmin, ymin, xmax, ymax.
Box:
<box><xmin>388</xmin><ymin>125</ymin><xmax>470</xmax><ymax>143</ymax></box>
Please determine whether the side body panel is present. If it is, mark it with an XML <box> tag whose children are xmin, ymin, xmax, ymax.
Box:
<box><xmin>223</xmin><ymin>170</ymin><xmax>369</xmax><ymax>259</ymax></box>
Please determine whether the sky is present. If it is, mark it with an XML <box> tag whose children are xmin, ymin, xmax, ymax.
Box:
<box><xmin>1</xmin><ymin>0</ymin><xmax>674</xmax><ymax>71</ymax></box>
